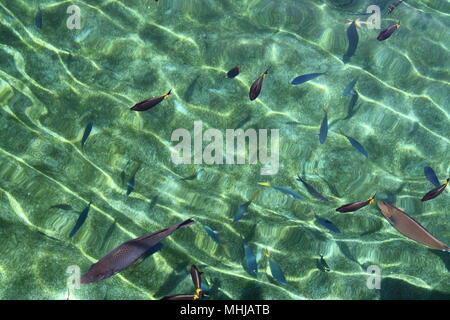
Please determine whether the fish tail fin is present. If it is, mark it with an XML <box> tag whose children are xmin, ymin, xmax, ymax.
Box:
<box><xmin>177</xmin><ymin>218</ymin><xmax>195</xmax><ymax>229</ymax></box>
<box><xmin>257</xmin><ymin>182</ymin><xmax>271</xmax><ymax>187</ymax></box>
<box><xmin>164</xmin><ymin>90</ymin><xmax>172</xmax><ymax>98</ymax></box>
<box><xmin>369</xmin><ymin>192</ymin><xmax>377</xmax><ymax>203</ymax></box>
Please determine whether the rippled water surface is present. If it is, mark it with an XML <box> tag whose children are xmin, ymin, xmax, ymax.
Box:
<box><xmin>0</xmin><ymin>0</ymin><xmax>449</xmax><ymax>300</ymax></box>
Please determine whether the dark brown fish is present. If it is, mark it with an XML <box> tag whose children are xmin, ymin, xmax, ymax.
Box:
<box><xmin>190</xmin><ymin>265</ymin><xmax>203</xmax><ymax>294</ymax></box>
<box><xmin>336</xmin><ymin>194</ymin><xmax>376</xmax><ymax>212</ymax></box>
<box><xmin>225</xmin><ymin>65</ymin><xmax>240</xmax><ymax>78</ymax></box>
<box><xmin>161</xmin><ymin>265</ymin><xmax>205</xmax><ymax>300</ymax></box>
<box><xmin>249</xmin><ymin>67</ymin><xmax>270</xmax><ymax>101</ymax></box>
<box><xmin>421</xmin><ymin>178</ymin><xmax>449</xmax><ymax>201</ymax></box>
<box><xmin>377</xmin><ymin>23</ymin><xmax>400</xmax><ymax>41</ymax></box>
<box><xmin>377</xmin><ymin>201</ymin><xmax>449</xmax><ymax>251</ymax></box>
<box><xmin>130</xmin><ymin>89</ymin><xmax>171</xmax><ymax>111</ymax></box>
<box><xmin>80</xmin><ymin>218</ymin><xmax>195</xmax><ymax>284</ymax></box>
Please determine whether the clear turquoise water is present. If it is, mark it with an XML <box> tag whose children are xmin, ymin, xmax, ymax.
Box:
<box><xmin>0</xmin><ymin>0</ymin><xmax>449</xmax><ymax>300</ymax></box>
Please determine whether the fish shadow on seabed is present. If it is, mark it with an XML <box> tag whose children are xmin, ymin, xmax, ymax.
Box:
<box><xmin>432</xmin><ymin>250</ymin><xmax>450</xmax><ymax>272</ymax></box>
<box><xmin>380</xmin><ymin>277</ymin><xmax>450</xmax><ymax>300</ymax></box>
<box><xmin>208</xmin><ymin>278</ymin><xmax>232</xmax><ymax>300</ymax></box>
<box><xmin>153</xmin><ymin>270</ymin><xmax>191</xmax><ymax>299</ymax></box>
<box><xmin>239</xmin><ymin>282</ymin><xmax>264</xmax><ymax>300</ymax></box>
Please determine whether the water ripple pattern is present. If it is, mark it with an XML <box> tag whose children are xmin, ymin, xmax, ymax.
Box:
<box><xmin>0</xmin><ymin>0</ymin><xmax>449</xmax><ymax>300</ymax></box>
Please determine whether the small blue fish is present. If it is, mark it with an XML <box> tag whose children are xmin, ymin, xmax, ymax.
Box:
<box><xmin>264</xmin><ymin>250</ymin><xmax>287</xmax><ymax>285</ymax></box>
<box><xmin>343</xmin><ymin>20</ymin><xmax>358</xmax><ymax>63</ymax></box>
<box><xmin>295</xmin><ymin>176</ymin><xmax>328</xmax><ymax>201</ymax></box>
<box><xmin>424</xmin><ymin>166</ymin><xmax>440</xmax><ymax>188</ymax></box>
<box><xmin>258</xmin><ymin>183</ymin><xmax>305</xmax><ymax>200</ymax></box>
<box><xmin>69</xmin><ymin>203</ymin><xmax>91</xmax><ymax>238</ymax></box>
<box><xmin>342</xmin><ymin>92</ymin><xmax>359</xmax><ymax>120</ymax></box>
<box><xmin>316</xmin><ymin>215</ymin><xmax>341</xmax><ymax>233</ymax></box>
<box><xmin>204</xmin><ymin>225</ymin><xmax>221</xmax><ymax>245</ymax></box>
<box><xmin>243</xmin><ymin>242</ymin><xmax>258</xmax><ymax>276</ymax></box>
<box><xmin>50</xmin><ymin>204</ymin><xmax>73</xmax><ymax>211</ymax></box>
<box><xmin>233</xmin><ymin>190</ymin><xmax>260</xmax><ymax>222</ymax></box>
<box><xmin>35</xmin><ymin>6</ymin><xmax>42</xmax><ymax>29</ymax></box>
<box><xmin>318</xmin><ymin>254</ymin><xmax>330</xmax><ymax>272</ymax></box>
<box><xmin>342</xmin><ymin>79</ymin><xmax>357</xmax><ymax>96</ymax></box>
<box><xmin>126</xmin><ymin>163</ymin><xmax>141</xmax><ymax>196</ymax></box>
<box><xmin>126</xmin><ymin>176</ymin><xmax>135</xmax><ymax>196</ymax></box>
<box><xmin>341</xmin><ymin>133</ymin><xmax>368</xmax><ymax>158</ymax></box>
<box><xmin>81</xmin><ymin>121</ymin><xmax>93</xmax><ymax>148</ymax></box>
<box><xmin>291</xmin><ymin>73</ymin><xmax>325</xmax><ymax>85</ymax></box>
<box><xmin>319</xmin><ymin>110</ymin><xmax>328</xmax><ymax>144</ymax></box>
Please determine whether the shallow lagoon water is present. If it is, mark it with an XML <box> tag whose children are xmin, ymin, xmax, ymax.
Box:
<box><xmin>0</xmin><ymin>0</ymin><xmax>449</xmax><ymax>300</ymax></box>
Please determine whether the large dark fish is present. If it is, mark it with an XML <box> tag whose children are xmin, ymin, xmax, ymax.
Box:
<box><xmin>130</xmin><ymin>89</ymin><xmax>171</xmax><ymax>111</ymax></box>
<box><xmin>377</xmin><ymin>201</ymin><xmax>449</xmax><ymax>251</ymax></box>
<box><xmin>249</xmin><ymin>67</ymin><xmax>270</xmax><ymax>101</ymax></box>
<box><xmin>387</xmin><ymin>0</ymin><xmax>404</xmax><ymax>14</ymax></box>
<box><xmin>377</xmin><ymin>23</ymin><xmax>400</xmax><ymax>41</ymax></box>
<box><xmin>421</xmin><ymin>178</ymin><xmax>449</xmax><ymax>202</ymax></box>
<box><xmin>69</xmin><ymin>202</ymin><xmax>91</xmax><ymax>238</ymax></box>
<box><xmin>296</xmin><ymin>175</ymin><xmax>328</xmax><ymax>201</ymax></box>
<box><xmin>343</xmin><ymin>20</ymin><xmax>358</xmax><ymax>63</ymax></box>
<box><xmin>336</xmin><ymin>193</ymin><xmax>376</xmax><ymax>212</ymax></box>
<box><xmin>424</xmin><ymin>166</ymin><xmax>440</xmax><ymax>188</ymax></box>
<box><xmin>80</xmin><ymin>219</ymin><xmax>195</xmax><ymax>284</ymax></box>
<box><xmin>81</xmin><ymin>121</ymin><xmax>93</xmax><ymax>148</ymax></box>
<box><xmin>319</xmin><ymin>110</ymin><xmax>328</xmax><ymax>144</ymax></box>
<box><xmin>340</xmin><ymin>133</ymin><xmax>368</xmax><ymax>158</ymax></box>
<box><xmin>35</xmin><ymin>5</ymin><xmax>42</xmax><ymax>29</ymax></box>
<box><xmin>225</xmin><ymin>65</ymin><xmax>240</xmax><ymax>79</ymax></box>
<box><xmin>342</xmin><ymin>79</ymin><xmax>357</xmax><ymax>96</ymax></box>
<box><xmin>291</xmin><ymin>72</ymin><xmax>325</xmax><ymax>85</ymax></box>
<box><xmin>162</xmin><ymin>265</ymin><xmax>205</xmax><ymax>300</ymax></box>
